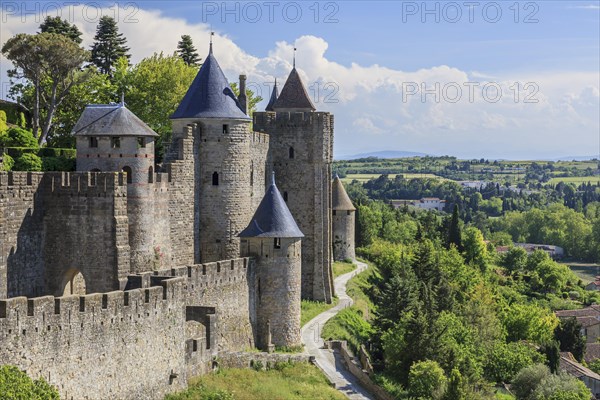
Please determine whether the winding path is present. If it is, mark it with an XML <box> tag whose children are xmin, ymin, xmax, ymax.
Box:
<box><xmin>301</xmin><ymin>261</ymin><xmax>374</xmax><ymax>400</ymax></box>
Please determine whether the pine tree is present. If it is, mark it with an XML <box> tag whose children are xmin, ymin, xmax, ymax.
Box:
<box><xmin>91</xmin><ymin>16</ymin><xmax>130</xmax><ymax>75</ymax></box>
<box><xmin>447</xmin><ymin>204</ymin><xmax>462</xmax><ymax>251</ymax></box>
<box><xmin>39</xmin><ymin>16</ymin><xmax>82</xmax><ymax>44</ymax></box>
<box><xmin>177</xmin><ymin>35</ymin><xmax>201</xmax><ymax>66</ymax></box>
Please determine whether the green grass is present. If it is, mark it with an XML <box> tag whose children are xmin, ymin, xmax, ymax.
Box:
<box><xmin>333</xmin><ymin>261</ymin><xmax>355</xmax><ymax>278</ymax></box>
<box><xmin>548</xmin><ymin>176</ymin><xmax>600</xmax><ymax>184</ymax></box>
<box><xmin>165</xmin><ymin>362</ymin><xmax>346</xmax><ymax>400</ymax></box>
<box><xmin>321</xmin><ymin>262</ymin><xmax>378</xmax><ymax>352</ymax></box>
<box><xmin>566</xmin><ymin>263</ymin><xmax>600</xmax><ymax>284</ymax></box>
<box><xmin>301</xmin><ymin>297</ymin><xmax>338</xmax><ymax>327</ymax></box>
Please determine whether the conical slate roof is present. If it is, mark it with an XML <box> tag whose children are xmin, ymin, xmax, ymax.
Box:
<box><xmin>272</xmin><ymin>68</ymin><xmax>316</xmax><ymax>111</ymax></box>
<box><xmin>265</xmin><ymin>79</ymin><xmax>279</xmax><ymax>111</ymax></box>
<box><xmin>72</xmin><ymin>104</ymin><xmax>158</xmax><ymax>137</ymax></box>
<box><xmin>332</xmin><ymin>176</ymin><xmax>356</xmax><ymax>211</ymax></box>
<box><xmin>239</xmin><ymin>174</ymin><xmax>304</xmax><ymax>238</ymax></box>
<box><xmin>171</xmin><ymin>46</ymin><xmax>250</xmax><ymax>120</ymax></box>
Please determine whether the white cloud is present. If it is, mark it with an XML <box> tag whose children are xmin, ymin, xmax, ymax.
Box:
<box><xmin>0</xmin><ymin>4</ymin><xmax>598</xmax><ymax>159</ymax></box>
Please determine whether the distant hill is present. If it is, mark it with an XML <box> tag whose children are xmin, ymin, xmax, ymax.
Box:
<box><xmin>554</xmin><ymin>155</ymin><xmax>598</xmax><ymax>162</ymax></box>
<box><xmin>337</xmin><ymin>150</ymin><xmax>432</xmax><ymax>160</ymax></box>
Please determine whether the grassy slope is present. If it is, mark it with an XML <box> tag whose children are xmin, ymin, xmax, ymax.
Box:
<box><xmin>333</xmin><ymin>261</ymin><xmax>355</xmax><ymax>278</ymax></box>
<box><xmin>301</xmin><ymin>298</ymin><xmax>339</xmax><ymax>327</ymax></box>
<box><xmin>165</xmin><ymin>363</ymin><xmax>346</xmax><ymax>400</ymax></box>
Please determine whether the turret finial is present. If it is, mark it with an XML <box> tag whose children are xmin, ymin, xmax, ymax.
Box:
<box><xmin>293</xmin><ymin>47</ymin><xmax>296</xmax><ymax>68</ymax></box>
<box><xmin>271</xmin><ymin>171</ymin><xmax>276</xmax><ymax>186</ymax></box>
<box><xmin>209</xmin><ymin>31</ymin><xmax>214</xmax><ymax>54</ymax></box>
<box><xmin>120</xmin><ymin>92</ymin><xmax>125</xmax><ymax>106</ymax></box>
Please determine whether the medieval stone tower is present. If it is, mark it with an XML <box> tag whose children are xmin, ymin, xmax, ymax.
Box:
<box><xmin>73</xmin><ymin>102</ymin><xmax>172</xmax><ymax>276</ymax></box>
<box><xmin>170</xmin><ymin>43</ymin><xmax>259</xmax><ymax>263</ymax></box>
<box><xmin>254</xmin><ymin>67</ymin><xmax>334</xmax><ymax>302</ymax></box>
<box><xmin>240</xmin><ymin>173</ymin><xmax>303</xmax><ymax>350</ymax></box>
<box><xmin>332</xmin><ymin>175</ymin><xmax>356</xmax><ymax>261</ymax></box>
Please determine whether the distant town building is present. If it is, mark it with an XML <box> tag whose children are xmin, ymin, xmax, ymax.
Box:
<box><xmin>586</xmin><ymin>276</ymin><xmax>600</xmax><ymax>291</ymax></box>
<box><xmin>560</xmin><ymin>352</ymin><xmax>600</xmax><ymax>398</ymax></box>
<box><xmin>556</xmin><ymin>306</ymin><xmax>600</xmax><ymax>344</ymax></box>
<box><xmin>496</xmin><ymin>243</ymin><xmax>564</xmax><ymax>259</ymax></box>
<box><xmin>390</xmin><ymin>197</ymin><xmax>446</xmax><ymax>212</ymax></box>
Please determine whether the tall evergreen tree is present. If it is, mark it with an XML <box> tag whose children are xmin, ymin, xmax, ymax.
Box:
<box><xmin>447</xmin><ymin>204</ymin><xmax>463</xmax><ymax>251</ymax></box>
<box><xmin>90</xmin><ymin>16</ymin><xmax>130</xmax><ymax>75</ymax></box>
<box><xmin>176</xmin><ymin>35</ymin><xmax>201</xmax><ymax>66</ymax></box>
<box><xmin>39</xmin><ymin>16</ymin><xmax>82</xmax><ymax>44</ymax></box>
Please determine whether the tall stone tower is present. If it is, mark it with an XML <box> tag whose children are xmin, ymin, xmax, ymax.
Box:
<box><xmin>253</xmin><ymin>66</ymin><xmax>334</xmax><ymax>302</ymax></box>
<box><xmin>170</xmin><ymin>43</ymin><xmax>256</xmax><ymax>263</ymax></box>
<box><xmin>332</xmin><ymin>176</ymin><xmax>356</xmax><ymax>261</ymax></box>
<box><xmin>74</xmin><ymin>102</ymin><xmax>171</xmax><ymax>274</ymax></box>
<box><xmin>240</xmin><ymin>173</ymin><xmax>303</xmax><ymax>350</ymax></box>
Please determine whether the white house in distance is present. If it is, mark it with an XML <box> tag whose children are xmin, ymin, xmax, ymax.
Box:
<box><xmin>391</xmin><ymin>197</ymin><xmax>446</xmax><ymax>212</ymax></box>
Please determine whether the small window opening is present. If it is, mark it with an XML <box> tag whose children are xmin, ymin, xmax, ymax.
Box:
<box><xmin>137</xmin><ymin>137</ymin><xmax>146</xmax><ymax>148</ymax></box>
<box><xmin>122</xmin><ymin>166</ymin><xmax>133</xmax><ymax>184</ymax></box>
<box><xmin>289</xmin><ymin>147</ymin><xmax>294</xmax><ymax>159</ymax></box>
<box><xmin>347</xmin><ymin>210</ymin><xmax>351</xmax><ymax>215</ymax></box>
<box><xmin>283</xmin><ymin>191</ymin><xmax>288</xmax><ymax>202</ymax></box>
<box><xmin>111</xmin><ymin>137</ymin><xmax>121</xmax><ymax>148</ymax></box>
<box><xmin>148</xmin><ymin>166</ymin><xmax>154</xmax><ymax>183</ymax></box>
<box><xmin>274</xmin><ymin>238</ymin><xmax>281</xmax><ymax>249</ymax></box>
<box><xmin>212</xmin><ymin>171</ymin><xmax>219</xmax><ymax>186</ymax></box>
<box><xmin>333</xmin><ymin>210</ymin><xmax>337</xmax><ymax>216</ymax></box>
<box><xmin>223</xmin><ymin>124</ymin><xmax>229</xmax><ymax>134</ymax></box>
<box><xmin>89</xmin><ymin>137</ymin><xmax>98</xmax><ymax>148</ymax></box>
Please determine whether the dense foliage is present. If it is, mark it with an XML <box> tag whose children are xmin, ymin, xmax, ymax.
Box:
<box><xmin>0</xmin><ymin>365</ymin><xmax>60</xmax><ymax>400</ymax></box>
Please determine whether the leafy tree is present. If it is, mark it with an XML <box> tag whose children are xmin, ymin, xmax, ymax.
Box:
<box><xmin>511</xmin><ymin>364</ymin><xmax>549</xmax><ymax>400</ymax></box>
<box><xmin>0</xmin><ymin>365</ymin><xmax>59</xmax><ymax>399</ymax></box>
<box><xmin>501</xmin><ymin>303</ymin><xmax>558</xmax><ymax>344</ymax></box>
<box><xmin>230</xmin><ymin>82</ymin><xmax>263</xmax><ymax>116</ymax></box>
<box><xmin>554</xmin><ymin>317</ymin><xmax>586</xmax><ymax>362</ymax></box>
<box><xmin>2</xmin><ymin>32</ymin><xmax>91</xmax><ymax>143</ymax></box>
<box><xmin>462</xmin><ymin>226</ymin><xmax>488</xmax><ymax>272</ymax></box>
<box><xmin>177</xmin><ymin>35</ymin><xmax>201</xmax><ymax>66</ymax></box>
<box><xmin>483</xmin><ymin>341</ymin><xmax>544</xmax><ymax>383</ymax></box>
<box><xmin>539</xmin><ymin>340</ymin><xmax>560</xmax><ymax>373</ymax></box>
<box><xmin>91</xmin><ymin>16</ymin><xmax>130</xmax><ymax>75</ymax></box>
<box><xmin>501</xmin><ymin>246</ymin><xmax>528</xmax><ymax>275</ymax></box>
<box><xmin>533</xmin><ymin>372</ymin><xmax>591</xmax><ymax>400</ymax></box>
<box><xmin>14</xmin><ymin>153</ymin><xmax>42</xmax><ymax>171</ymax></box>
<box><xmin>39</xmin><ymin>16</ymin><xmax>82</xmax><ymax>43</ymax></box>
<box><xmin>408</xmin><ymin>359</ymin><xmax>447</xmax><ymax>400</ymax></box>
<box><xmin>1</xmin><ymin>153</ymin><xmax>15</xmax><ymax>171</ymax></box>
<box><xmin>447</xmin><ymin>204</ymin><xmax>463</xmax><ymax>251</ymax></box>
<box><xmin>0</xmin><ymin>127</ymin><xmax>38</xmax><ymax>148</ymax></box>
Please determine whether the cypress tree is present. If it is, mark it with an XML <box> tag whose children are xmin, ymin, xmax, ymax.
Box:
<box><xmin>39</xmin><ymin>16</ymin><xmax>82</xmax><ymax>44</ymax></box>
<box><xmin>447</xmin><ymin>204</ymin><xmax>462</xmax><ymax>251</ymax></box>
<box><xmin>91</xmin><ymin>16</ymin><xmax>130</xmax><ymax>75</ymax></box>
<box><xmin>177</xmin><ymin>35</ymin><xmax>201</xmax><ymax>66</ymax></box>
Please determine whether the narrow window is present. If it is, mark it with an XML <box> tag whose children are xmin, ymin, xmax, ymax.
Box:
<box><xmin>347</xmin><ymin>210</ymin><xmax>351</xmax><ymax>215</ymax></box>
<box><xmin>89</xmin><ymin>137</ymin><xmax>98</xmax><ymax>148</ymax></box>
<box><xmin>289</xmin><ymin>147</ymin><xmax>294</xmax><ymax>159</ymax></box>
<box><xmin>122</xmin><ymin>166</ymin><xmax>133</xmax><ymax>184</ymax></box>
<box><xmin>283</xmin><ymin>191</ymin><xmax>288</xmax><ymax>202</ymax></box>
<box><xmin>250</xmin><ymin>163</ymin><xmax>254</xmax><ymax>186</ymax></box>
<box><xmin>333</xmin><ymin>210</ymin><xmax>337</xmax><ymax>216</ymax></box>
<box><xmin>212</xmin><ymin>171</ymin><xmax>219</xmax><ymax>186</ymax></box>
<box><xmin>137</xmin><ymin>137</ymin><xmax>146</xmax><ymax>148</ymax></box>
<box><xmin>222</xmin><ymin>124</ymin><xmax>229</xmax><ymax>134</ymax></box>
<box><xmin>274</xmin><ymin>238</ymin><xmax>281</xmax><ymax>249</ymax></box>
<box><xmin>148</xmin><ymin>166</ymin><xmax>154</xmax><ymax>183</ymax></box>
<box><xmin>111</xmin><ymin>137</ymin><xmax>121</xmax><ymax>148</ymax></box>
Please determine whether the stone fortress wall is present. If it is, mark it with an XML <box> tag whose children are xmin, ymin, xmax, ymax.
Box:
<box><xmin>0</xmin><ymin>256</ymin><xmax>256</xmax><ymax>400</ymax></box>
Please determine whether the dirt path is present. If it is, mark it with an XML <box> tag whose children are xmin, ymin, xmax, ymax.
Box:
<box><xmin>301</xmin><ymin>261</ymin><xmax>374</xmax><ymax>400</ymax></box>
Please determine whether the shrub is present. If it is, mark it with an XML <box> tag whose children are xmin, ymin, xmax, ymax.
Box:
<box><xmin>1</xmin><ymin>153</ymin><xmax>14</xmax><ymax>171</ymax></box>
<box><xmin>14</xmin><ymin>153</ymin><xmax>42</xmax><ymax>171</ymax></box>
<box><xmin>0</xmin><ymin>110</ymin><xmax>7</xmax><ymax>132</ymax></box>
<box><xmin>42</xmin><ymin>156</ymin><xmax>75</xmax><ymax>171</ymax></box>
<box><xmin>0</xmin><ymin>365</ymin><xmax>60</xmax><ymax>400</ymax></box>
<box><xmin>0</xmin><ymin>127</ymin><xmax>38</xmax><ymax>148</ymax></box>
<box><xmin>408</xmin><ymin>360</ymin><xmax>447</xmax><ymax>400</ymax></box>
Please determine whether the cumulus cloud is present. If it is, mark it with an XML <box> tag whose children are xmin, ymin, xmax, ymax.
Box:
<box><xmin>0</xmin><ymin>4</ymin><xmax>598</xmax><ymax>159</ymax></box>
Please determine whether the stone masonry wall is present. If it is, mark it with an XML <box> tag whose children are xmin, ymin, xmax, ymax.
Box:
<box><xmin>0</xmin><ymin>279</ymin><xmax>187</xmax><ymax>400</ymax></box>
<box><xmin>333</xmin><ymin>210</ymin><xmax>356</xmax><ymax>261</ymax></box>
<box><xmin>255</xmin><ymin>111</ymin><xmax>334</xmax><ymax>302</ymax></box>
<box><xmin>0</xmin><ymin>172</ymin><xmax>45</xmax><ymax>299</ymax></box>
<box><xmin>42</xmin><ymin>172</ymin><xmax>131</xmax><ymax>295</ymax></box>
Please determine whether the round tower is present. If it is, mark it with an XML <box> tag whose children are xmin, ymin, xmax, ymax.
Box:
<box><xmin>171</xmin><ymin>42</ymin><xmax>254</xmax><ymax>263</ymax></box>
<box><xmin>73</xmin><ymin>102</ymin><xmax>170</xmax><ymax>273</ymax></box>
<box><xmin>240</xmin><ymin>174</ymin><xmax>303</xmax><ymax>351</ymax></box>
<box><xmin>332</xmin><ymin>175</ymin><xmax>356</xmax><ymax>261</ymax></box>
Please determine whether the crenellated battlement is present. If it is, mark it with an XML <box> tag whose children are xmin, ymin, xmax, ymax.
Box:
<box><xmin>0</xmin><ymin>171</ymin><xmax>45</xmax><ymax>189</ymax></box>
<box><xmin>251</xmin><ymin>132</ymin><xmax>269</xmax><ymax>144</ymax></box>
<box><xmin>152</xmin><ymin>258</ymin><xmax>250</xmax><ymax>291</ymax></box>
<box><xmin>253</xmin><ymin>111</ymin><xmax>333</xmax><ymax>132</ymax></box>
<box><xmin>0</xmin><ymin>276</ymin><xmax>185</xmax><ymax>327</ymax></box>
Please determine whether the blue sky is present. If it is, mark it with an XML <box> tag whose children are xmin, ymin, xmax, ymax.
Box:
<box><xmin>1</xmin><ymin>1</ymin><xmax>599</xmax><ymax>159</ymax></box>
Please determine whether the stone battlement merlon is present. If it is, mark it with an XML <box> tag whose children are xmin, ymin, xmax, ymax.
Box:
<box><xmin>152</xmin><ymin>258</ymin><xmax>250</xmax><ymax>289</ymax></box>
<box><xmin>0</xmin><ymin>276</ymin><xmax>185</xmax><ymax>324</ymax></box>
<box><xmin>253</xmin><ymin>111</ymin><xmax>333</xmax><ymax>132</ymax></box>
<box><xmin>0</xmin><ymin>171</ymin><xmax>44</xmax><ymax>188</ymax></box>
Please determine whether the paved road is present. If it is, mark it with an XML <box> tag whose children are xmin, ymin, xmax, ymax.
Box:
<box><xmin>301</xmin><ymin>261</ymin><xmax>374</xmax><ymax>400</ymax></box>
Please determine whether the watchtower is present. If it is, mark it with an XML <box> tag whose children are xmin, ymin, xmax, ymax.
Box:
<box><xmin>332</xmin><ymin>176</ymin><xmax>356</xmax><ymax>261</ymax></box>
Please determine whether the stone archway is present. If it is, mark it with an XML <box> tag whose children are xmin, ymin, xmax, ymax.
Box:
<box><xmin>61</xmin><ymin>268</ymin><xmax>87</xmax><ymax>296</ymax></box>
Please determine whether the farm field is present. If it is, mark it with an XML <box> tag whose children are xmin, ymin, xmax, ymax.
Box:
<box><xmin>548</xmin><ymin>176</ymin><xmax>600</xmax><ymax>185</ymax></box>
<box><xmin>342</xmin><ymin>173</ymin><xmax>446</xmax><ymax>183</ymax></box>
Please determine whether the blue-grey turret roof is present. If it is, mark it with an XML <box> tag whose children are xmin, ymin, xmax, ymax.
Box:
<box><xmin>171</xmin><ymin>44</ymin><xmax>250</xmax><ymax>120</ymax></box>
<box><xmin>239</xmin><ymin>174</ymin><xmax>304</xmax><ymax>238</ymax></box>
<box><xmin>265</xmin><ymin>79</ymin><xmax>279</xmax><ymax>111</ymax></box>
<box><xmin>72</xmin><ymin>103</ymin><xmax>158</xmax><ymax>137</ymax></box>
